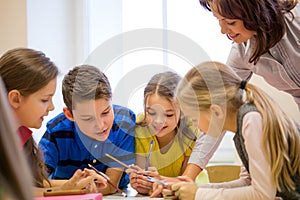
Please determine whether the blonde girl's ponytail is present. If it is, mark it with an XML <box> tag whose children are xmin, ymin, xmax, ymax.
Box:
<box><xmin>177</xmin><ymin>61</ymin><xmax>299</xmax><ymax>192</ymax></box>
<box><xmin>242</xmin><ymin>82</ymin><xmax>300</xmax><ymax>192</ymax></box>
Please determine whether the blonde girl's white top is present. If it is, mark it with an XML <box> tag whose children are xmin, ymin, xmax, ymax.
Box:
<box><xmin>195</xmin><ymin>112</ymin><xmax>277</xmax><ymax>199</ymax></box>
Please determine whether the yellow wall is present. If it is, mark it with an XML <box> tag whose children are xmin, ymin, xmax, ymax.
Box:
<box><xmin>0</xmin><ymin>0</ymin><xmax>27</xmax><ymax>55</ymax></box>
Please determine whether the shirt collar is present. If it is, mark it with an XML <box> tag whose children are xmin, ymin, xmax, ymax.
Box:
<box><xmin>74</xmin><ymin>123</ymin><xmax>109</xmax><ymax>150</ymax></box>
<box><xmin>18</xmin><ymin>126</ymin><xmax>33</xmax><ymax>146</ymax></box>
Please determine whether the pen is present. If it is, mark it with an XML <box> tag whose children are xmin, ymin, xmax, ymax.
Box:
<box><xmin>105</xmin><ymin>153</ymin><xmax>130</xmax><ymax>169</ymax></box>
<box><xmin>146</xmin><ymin>176</ymin><xmax>168</xmax><ymax>187</ymax></box>
<box><xmin>88</xmin><ymin>164</ymin><xmax>127</xmax><ymax>197</ymax></box>
<box><xmin>145</xmin><ymin>139</ymin><xmax>154</xmax><ymax>171</ymax></box>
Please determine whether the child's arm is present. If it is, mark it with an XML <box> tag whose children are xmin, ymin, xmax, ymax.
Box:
<box><xmin>182</xmin><ymin>163</ymin><xmax>202</xmax><ymax>181</ymax></box>
<box><xmin>180</xmin><ymin>156</ymin><xmax>191</xmax><ymax>176</ymax></box>
<box><xmin>185</xmin><ymin>132</ymin><xmax>224</xmax><ymax>180</ymax></box>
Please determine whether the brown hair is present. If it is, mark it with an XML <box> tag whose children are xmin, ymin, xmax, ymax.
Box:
<box><xmin>0</xmin><ymin>47</ymin><xmax>58</xmax><ymax>188</ymax></box>
<box><xmin>139</xmin><ymin>71</ymin><xmax>181</xmax><ymax>126</ymax></box>
<box><xmin>177</xmin><ymin>61</ymin><xmax>300</xmax><ymax>192</ymax></box>
<box><xmin>0</xmin><ymin>48</ymin><xmax>58</xmax><ymax>96</ymax></box>
<box><xmin>62</xmin><ymin>65</ymin><xmax>112</xmax><ymax>114</ymax></box>
<box><xmin>199</xmin><ymin>0</ymin><xmax>297</xmax><ymax>64</ymax></box>
<box><xmin>0</xmin><ymin>78</ymin><xmax>33</xmax><ymax>200</ymax></box>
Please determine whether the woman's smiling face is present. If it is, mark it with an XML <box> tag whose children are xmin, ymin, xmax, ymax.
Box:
<box><xmin>210</xmin><ymin>3</ymin><xmax>256</xmax><ymax>43</ymax></box>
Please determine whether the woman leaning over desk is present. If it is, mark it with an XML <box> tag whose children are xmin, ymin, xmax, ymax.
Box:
<box><xmin>199</xmin><ymin>0</ymin><xmax>300</xmax><ymax>107</ymax></box>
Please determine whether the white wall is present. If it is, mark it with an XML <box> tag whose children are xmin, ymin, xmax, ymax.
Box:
<box><xmin>26</xmin><ymin>0</ymin><xmax>79</xmax><ymax>141</ymax></box>
<box><xmin>26</xmin><ymin>0</ymin><xmax>124</xmax><ymax>141</ymax></box>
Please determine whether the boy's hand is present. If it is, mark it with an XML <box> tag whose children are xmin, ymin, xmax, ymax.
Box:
<box><xmin>60</xmin><ymin>169</ymin><xmax>107</xmax><ymax>193</ymax></box>
<box><xmin>83</xmin><ymin>168</ymin><xmax>107</xmax><ymax>190</ymax></box>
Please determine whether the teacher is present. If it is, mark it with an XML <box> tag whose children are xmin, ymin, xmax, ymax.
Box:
<box><xmin>199</xmin><ymin>0</ymin><xmax>300</xmax><ymax>108</ymax></box>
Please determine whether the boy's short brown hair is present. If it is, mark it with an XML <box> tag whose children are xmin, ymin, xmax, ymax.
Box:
<box><xmin>62</xmin><ymin>65</ymin><xmax>112</xmax><ymax>113</ymax></box>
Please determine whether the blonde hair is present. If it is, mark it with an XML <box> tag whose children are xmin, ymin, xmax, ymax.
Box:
<box><xmin>177</xmin><ymin>61</ymin><xmax>300</xmax><ymax>192</ymax></box>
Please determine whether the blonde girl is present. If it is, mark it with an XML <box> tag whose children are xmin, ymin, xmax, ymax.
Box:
<box><xmin>165</xmin><ymin>61</ymin><xmax>300</xmax><ymax>199</ymax></box>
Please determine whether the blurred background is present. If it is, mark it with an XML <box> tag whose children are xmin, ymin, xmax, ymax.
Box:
<box><xmin>1</xmin><ymin>0</ymin><xmax>299</xmax><ymax>166</ymax></box>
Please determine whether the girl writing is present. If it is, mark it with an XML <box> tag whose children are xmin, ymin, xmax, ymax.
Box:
<box><xmin>127</xmin><ymin>71</ymin><xmax>199</xmax><ymax>195</ymax></box>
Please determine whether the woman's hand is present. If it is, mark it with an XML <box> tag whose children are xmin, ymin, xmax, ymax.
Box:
<box><xmin>60</xmin><ymin>169</ymin><xmax>107</xmax><ymax>193</ymax></box>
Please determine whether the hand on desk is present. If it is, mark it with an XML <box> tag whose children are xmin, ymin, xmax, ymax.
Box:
<box><xmin>162</xmin><ymin>176</ymin><xmax>198</xmax><ymax>199</ymax></box>
<box><xmin>157</xmin><ymin>176</ymin><xmax>197</xmax><ymax>200</ymax></box>
<box><xmin>60</xmin><ymin>168</ymin><xmax>107</xmax><ymax>192</ymax></box>
<box><xmin>126</xmin><ymin>165</ymin><xmax>160</xmax><ymax>195</ymax></box>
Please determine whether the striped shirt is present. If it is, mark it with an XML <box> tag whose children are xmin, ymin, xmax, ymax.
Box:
<box><xmin>39</xmin><ymin>104</ymin><xmax>136</xmax><ymax>189</ymax></box>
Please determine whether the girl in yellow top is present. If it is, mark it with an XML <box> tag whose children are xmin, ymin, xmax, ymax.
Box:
<box><xmin>127</xmin><ymin>71</ymin><xmax>198</xmax><ymax>195</ymax></box>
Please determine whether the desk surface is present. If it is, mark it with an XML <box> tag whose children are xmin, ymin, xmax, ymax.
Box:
<box><xmin>103</xmin><ymin>196</ymin><xmax>162</xmax><ymax>200</ymax></box>
<box><xmin>103</xmin><ymin>187</ymin><xmax>163</xmax><ymax>200</ymax></box>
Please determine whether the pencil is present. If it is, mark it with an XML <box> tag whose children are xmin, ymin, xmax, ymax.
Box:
<box><xmin>88</xmin><ymin>164</ymin><xmax>127</xmax><ymax>197</ymax></box>
<box><xmin>146</xmin><ymin>176</ymin><xmax>168</xmax><ymax>187</ymax></box>
<box><xmin>105</xmin><ymin>153</ymin><xmax>130</xmax><ymax>169</ymax></box>
<box><xmin>145</xmin><ymin>139</ymin><xmax>154</xmax><ymax>171</ymax></box>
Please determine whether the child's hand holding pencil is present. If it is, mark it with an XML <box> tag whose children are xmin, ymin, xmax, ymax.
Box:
<box><xmin>88</xmin><ymin>164</ymin><xmax>127</xmax><ymax>197</ymax></box>
<box><xmin>106</xmin><ymin>153</ymin><xmax>166</xmax><ymax>195</ymax></box>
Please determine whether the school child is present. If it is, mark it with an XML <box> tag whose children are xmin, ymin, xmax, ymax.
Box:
<box><xmin>0</xmin><ymin>78</ymin><xmax>33</xmax><ymax>200</ymax></box>
<box><xmin>126</xmin><ymin>71</ymin><xmax>200</xmax><ymax>195</ymax></box>
<box><xmin>0</xmin><ymin>48</ymin><xmax>107</xmax><ymax>197</ymax></box>
<box><xmin>163</xmin><ymin>61</ymin><xmax>300</xmax><ymax>199</ymax></box>
<box><xmin>39</xmin><ymin>64</ymin><xmax>136</xmax><ymax>195</ymax></box>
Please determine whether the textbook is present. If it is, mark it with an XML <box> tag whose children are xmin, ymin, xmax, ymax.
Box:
<box><xmin>35</xmin><ymin>193</ymin><xmax>102</xmax><ymax>200</ymax></box>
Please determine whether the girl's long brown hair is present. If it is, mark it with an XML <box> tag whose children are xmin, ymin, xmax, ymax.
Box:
<box><xmin>0</xmin><ymin>48</ymin><xmax>59</xmax><ymax>188</ymax></box>
<box><xmin>139</xmin><ymin>71</ymin><xmax>197</xmax><ymax>148</ymax></box>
